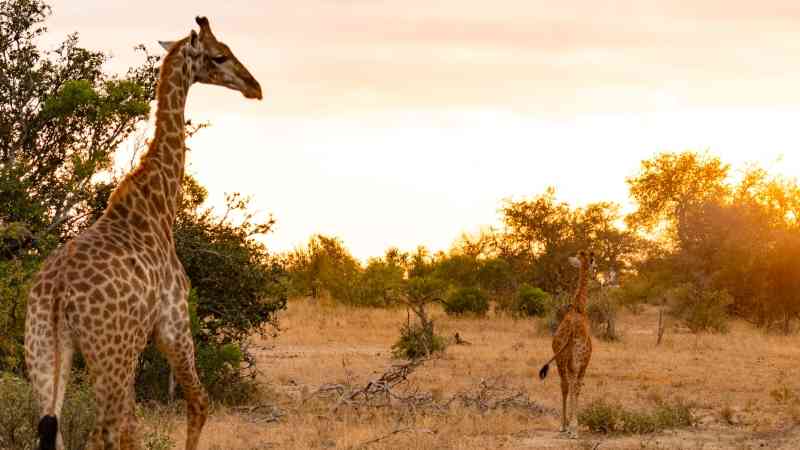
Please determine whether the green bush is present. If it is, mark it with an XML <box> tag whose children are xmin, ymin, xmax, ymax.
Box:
<box><xmin>513</xmin><ymin>284</ymin><xmax>550</xmax><ymax>317</ymax></box>
<box><xmin>444</xmin><ymin>287</ymin><xmax>489</xmax><ymax>316</ymax></box>
<box><xmin>391</xmin><ymin>322</ymin><xmax>446</xmax><ymax>360</ymax></box>
<box><xmin>668</xmin><ymin>284</ymin><xmax>731</xmax><ymax>333</ymax></box>
<box><xmin>579</xmin><ymin>399</ymin><xmax>694</xmax><ymax>434</ymax></box>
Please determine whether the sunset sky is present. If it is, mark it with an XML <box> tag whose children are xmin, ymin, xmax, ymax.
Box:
<box><xmin>46</xmin><ymin>1</ymin><xmax>800</xmax><ymax>260</ymax></box>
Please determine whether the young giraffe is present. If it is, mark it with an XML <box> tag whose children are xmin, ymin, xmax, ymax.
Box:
<box><xmin>538</xmin><ymin>250</ymin><xmax>596</xmax><ymax>439</ymax></box>
<box><xmin>25</xmin><ymin>17</ymin><xmax>262</xmax><ymax>450</ymax></box>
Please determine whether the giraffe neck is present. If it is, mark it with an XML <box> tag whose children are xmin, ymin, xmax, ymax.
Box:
<box><xmin>105</xmin><ymin>38</ymin><xmax>194</xmax><ymax>241</ymax></box>
<box><xmin>142</xmin><ymin>40</ymin><xmax>193</xmax><ymax>215</ymax></box>
<box><xmin>573</xmin><ymin>266</ymin><xmax>589</xmax><ymax>313</ymax></box>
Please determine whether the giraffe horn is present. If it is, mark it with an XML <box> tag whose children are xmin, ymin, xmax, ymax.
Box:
<box><xmin>195</xmin><ymin>16</ymin><xmax>212</xmax><ymax>34</ymax></box>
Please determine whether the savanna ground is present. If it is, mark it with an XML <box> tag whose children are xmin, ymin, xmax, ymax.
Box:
<box><xmin>141</xmin><ymin>299</ymin><xmax>800</xmax><ymax>450</ymax></box>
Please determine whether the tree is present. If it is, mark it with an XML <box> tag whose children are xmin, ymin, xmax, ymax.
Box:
<box><xmin>357</xmin><ymin>248</ymin><xmax>406</xmax><ymax>307</ymax></box>
<box><xmin>0</xmin><ymin>0</ymin><xmax>159</xmax><ymax>254</ymax></box>
<box><xmin>626</xmin><ymin>151</ymin><xmax>730</xmax><ymax>244</ymax></box>
<box><xmin>392</xmin><ymin>276</ymin><xmax>448</xmax><ymax>359</ymax></box>
<box><xmin>500</xmin><ymin>188</ymin><xmax>638</xmax><ymax>293</ymax></box>
<box><xmin>284</xmin><ymin>234</ymin><xmax>361</xmax><ymax>302</ymax></box>
<box><xmin>626</xmin><ymin>155</ymin><xmax>800</xmax><ymax>333</ymax></box>
<box><xmin>0</xmin><ymin>0</ymin><xmax>158</xmax><ymax>372</ymax></box>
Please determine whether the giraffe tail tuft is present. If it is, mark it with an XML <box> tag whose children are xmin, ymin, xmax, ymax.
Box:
<box><xmin>539</xmin><ymin>364</ymin><xmax>550</xmax><ymax>380</ymax></box>
<box><xmin>37</xmin><ymin>415</ymin><xmax>58</xmax><ymax>450</ymax></box>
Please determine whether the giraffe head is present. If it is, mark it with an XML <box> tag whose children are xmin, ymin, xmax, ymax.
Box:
<box><xmin>160</xmin><ymin>16</ymin><xmax>263</xmax><ymax>99</ymax></box>
<box><xmin>568</xmin><ymin>250</ymin><xmax>596</xmax><ymax>276</ymax></box>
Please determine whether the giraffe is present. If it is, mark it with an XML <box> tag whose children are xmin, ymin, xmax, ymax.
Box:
<box><xmin>538</xmin><ymin>250</ymin><xmax>596</xmax><ymax>439</ymax></box>
<box><xmin>24</xmin><ymin>17</ymin><xmax>262</xmax><ymax>450</ymax></box>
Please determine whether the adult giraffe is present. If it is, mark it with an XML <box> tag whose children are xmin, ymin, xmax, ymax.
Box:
<box><xmin>25</xmin><ymin>17</ymin><xmax>262</xmax><ymax>450</ymax></box>
<box><xmin>539</xmin><ymin>250</ymin><xmax>596</xmax><ymax>439</ymax></box>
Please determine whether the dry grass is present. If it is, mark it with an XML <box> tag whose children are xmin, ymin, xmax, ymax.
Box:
<box><xmin>157</xmin><ymin>299</ymin><xmax>800</xmax><ymax>449</ymax></box>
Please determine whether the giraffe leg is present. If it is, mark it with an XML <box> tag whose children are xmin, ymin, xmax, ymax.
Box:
<box><xmin>571</xmin><ymin>359</ymin><xmax>589</xmax><ymax>440</ymax></box>
<box><xmin>154</xmin><ymin>320</ymin><xmax>208</xmax><ymax>450</ymax></box>
<box><xmin>120</xmin><ymin>381</ymin><xmax>141</xmax><ymax>450</ymax></box>
<box><xmin>566</xmin><ymin>374</ymin><xmax>579</xmax><ymax>439</ymax></box>
<box><xmin>555</xmin><ymin>362</ymin><xmax>568</xmax><ymax>433</ymax></box>
<box><xmin>571</xmin><ymin>375</ymin><xmax>585</xmax><ymax>439</ymax></box>
<box><xmin>86</xmin><ymin>372</ymin><xmax>129</xmax><ymax>450</ymax></box>
<box><xmin>26</xmin><ymin>320</ymin><xmax>74</xmax><ymax>450</ymax></box>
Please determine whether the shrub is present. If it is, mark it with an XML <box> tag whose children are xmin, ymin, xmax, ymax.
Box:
<box><xmin>393</xmin><ymin>276</ymin><xmax>448</xmax><ymax>359</ymax></box>
<box><xmin>0</xmin><ymin>373</ymin><xmax>36</xmax><ymax>450</ymax></box>
<box><xmin>512</xmin><ymin>284</ymin><xmax>551</xmax><ymax>317</ymax></box>
<box><xmin>143</xmin><ymin>430</ymin><xmax>175</xmax><ymax>450</ymax></box>
<box><xmin>579</xmin><ymin>398</ymin><xmax>618</xmax><ymax>433</ymax></box>
<box><xmin>444</xmin><ymin>287</ymin><xmax>489</xmax><ymax>316</ymax></box>
<box><xmin>536</xmin><ymin>292</ymin><xmax>573</xmax><ymax>335</ymax></box>
<box><xmin>587</xmin><ymin>293</ymin><xmax>620</xmax><ymax>341</ymax></box>
<box><xmin>608</xmin><ymin>277</ymin><xmax>655</xmax><ymax>314</ymax></box>
<box><xmin>391</xmin><ymin>322</ymin><xmax>447</xmax><ymax>360</ymax></box>
<box><xmin>0</xmin><ymin>373</ymin><xmax>95</xmax><ymax>450</ymax></box>
<box><xmin>668</xmin><ymin>284</ymin><xmax>731</xmax><ymax>333</ymax></box>
<box><xmin>579</xmin><ymin>399</ymin><xmax>694</xmax><ymax>434</ymax></box>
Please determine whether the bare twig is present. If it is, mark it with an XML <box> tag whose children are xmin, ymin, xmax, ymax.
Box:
<box><xmin>346</xmin><ymin>427</ymin><xmax>412</xmax><ymax>450</ymax></box>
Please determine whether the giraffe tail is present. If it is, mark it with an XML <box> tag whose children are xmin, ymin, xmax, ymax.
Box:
<box><xmin>538</xmin><ymin>337</ymin><xmax>572</xmax><ymax>381</ymax></box>
<box><xmin>538</xmin><ymin>364</ymin><xmax>550</xmax><ymax>380</ymax></box>
<box><xmin>37</xmin><ymin>416</ymin><xmax>58</xmax><ymax>450</ymax></box>
<box><xmin>29</xmin><ymin>259</ymin><xmax>70</xmax><ymax>450</ymax></box>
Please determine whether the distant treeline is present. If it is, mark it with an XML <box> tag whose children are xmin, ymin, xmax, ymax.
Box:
<box><xmin>281</xmin><ymin>151</ymin><xmax>800</xmax><ymax>334</ymax></box>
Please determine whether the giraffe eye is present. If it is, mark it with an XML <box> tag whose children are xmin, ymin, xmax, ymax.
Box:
<box><xmin>211</xmin><ymin>55</ymin><xmax>227</xmax><ymax>64</ymax></box>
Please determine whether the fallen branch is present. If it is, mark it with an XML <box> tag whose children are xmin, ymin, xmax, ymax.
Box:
<box><xmin>308</xmin><ymin>361</ymin><xmax>553</xmax><ymax>417</ymax></box>
<box><xmin>346</xmin><ymin>427</ymin><xmax>436</xmax><ymax>450</ymax></box>
<box><xmin>231</xmin><ymin>403</ymin><xmax>284</xmax><ymax>424</ymax></box>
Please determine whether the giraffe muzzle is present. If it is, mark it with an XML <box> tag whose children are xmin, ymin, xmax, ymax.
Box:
<box><xmin>244</xmin><ymin>81</ymin><xmax>263</xmax><ymax>100</ymax></box>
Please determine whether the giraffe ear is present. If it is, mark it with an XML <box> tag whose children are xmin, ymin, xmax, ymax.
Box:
<box><xmin>158</xmin><ymin>41</ymin><xmax>176</xmax><ymax>51</ymax></box>
<box><xmin>568</xmin><ymin>256</ymin><xmax>581</xmax><ymax>268</ymax></box>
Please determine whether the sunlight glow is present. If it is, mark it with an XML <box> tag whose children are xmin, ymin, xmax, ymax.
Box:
<box><xmin>45</xmin><ymin>0</ymin><xmax>800</xmax><ymax>260</ymax></box>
